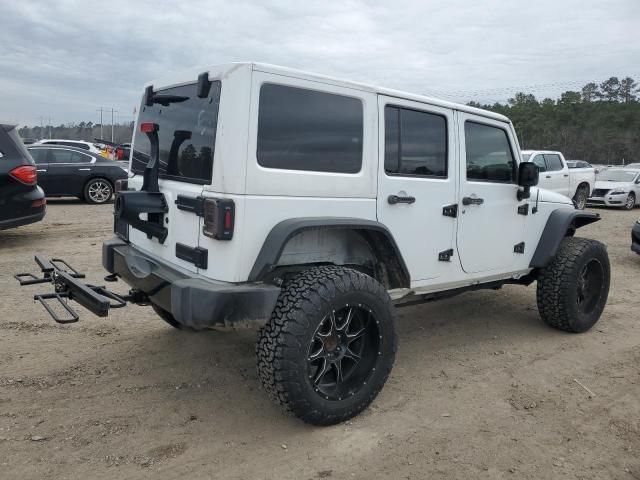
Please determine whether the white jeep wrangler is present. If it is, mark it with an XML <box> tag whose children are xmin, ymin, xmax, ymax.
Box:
<box><xmin>23</xmin><ymin>63</ymin><xmax>611</xmax><ymax>425</ymax></box>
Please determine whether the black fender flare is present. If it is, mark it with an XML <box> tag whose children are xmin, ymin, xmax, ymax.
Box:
<box><xmin>248</xmin><ymin>217</ymin><xmax>410</xmax><ymax>287</ymax></box>
<box><xmin>529</xmin><ymin>209</ymin><xmax>601</xmax><ymax>268</ymax></box>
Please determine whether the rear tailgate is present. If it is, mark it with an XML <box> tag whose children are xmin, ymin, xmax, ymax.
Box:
<box><xmin>0</xmin><ymin>125</ymin><xmax>39</xmax><ymax>221</ymax></box>
<box><xmin>126</xmin><ymin>81</ymin><xmax>221</xmax><ymax>273</ymax></box>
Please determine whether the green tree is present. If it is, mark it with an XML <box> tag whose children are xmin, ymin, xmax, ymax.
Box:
<box><xmin>599</xmin><ymin>77</ymin><xmax>621</xmax><ymax>101</ymax></box>
<box><xmin>619</xmin><ymin>77</ymin><xmax>638</xmax><ymax>103</ymax></box>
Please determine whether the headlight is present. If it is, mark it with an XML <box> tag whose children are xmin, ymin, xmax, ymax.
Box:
<box><xmin>611</xmin><ymin>187</ymin><xmax>627</xmax><ymax>194</ymax></box>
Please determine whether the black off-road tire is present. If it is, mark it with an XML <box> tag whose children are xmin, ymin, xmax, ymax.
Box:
<box><xmin>537</xmin><ymin>237</ymin><xmax>610</xmax><ymax>333</ymax></box>
<box><xmin>256</xmin><ymin>266</ymin><xmax>397</xmax><ymax>425</ymax></box>
<box><xmin>572</xmin><ymin>185</ymin><xmax>589</xmax><ymax>210</ymax></box>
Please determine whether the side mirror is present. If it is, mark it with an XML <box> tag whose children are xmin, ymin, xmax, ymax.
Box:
<box><xmin>518</xmin><ymin>162</ymin><xmax>539</xmax><ymax>187</ymax></box>
<box><xmin>517</xmin><ymin>162</ymin><xmax>539</xmax><ymax>201</ymax></box>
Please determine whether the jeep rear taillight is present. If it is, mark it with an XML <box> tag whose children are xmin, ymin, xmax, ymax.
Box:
<box><xmin>9</xmin><ymin>165</ymin><xmax>37</xmax><ymax>185</ymax></box>
<box><xmin>203</xmin><ymin>198</ymin><xmax>234</xmax><ymax>241</ymax></box>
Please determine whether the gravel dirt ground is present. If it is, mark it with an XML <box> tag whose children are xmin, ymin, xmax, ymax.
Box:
<box><xmin>1</xmin><ymin>200</ymin><xmax>639</xmax><ymax>480</ymax></box>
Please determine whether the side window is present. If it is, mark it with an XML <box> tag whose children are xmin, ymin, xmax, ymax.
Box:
<box><xmin>257</xmin><ymin>83</ymin><xmax>363</xmax><ymax>173</ymax></box>
<box><xmin>384</xmin><ymin>106</ymin><xmax>447</xmax><ymax>177</ymax></box>
<box><xmin>48</xmin><ymin>149</ymin><xmax>74</xmax><ymax>164</ymax></box>
<box><xmin>544</xmin><ymin>154</ymin><xmax>564</xmax><ymax>171</ymax></box>
<box><xmin>465</xmin><ymin>122</ymin><xmax>516</xmax><ymax>183</ymax></box>
<box><xmin>29</xmin><ymin>149</ymin><xmax>47</xmax><ymax>164</ymax></box>
<box><xmin>531</xmin><ymin>154</ymin><xmax>547</xmax><ymax>172</ymax></box>
<box><xmin>70</xmin><ymin>151</ymin><xmax>91</xmax><ymax>163</ymax></box>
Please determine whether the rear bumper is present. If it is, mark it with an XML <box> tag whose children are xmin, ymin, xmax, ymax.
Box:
<box><xmin>0</xmin><ymin>187</ymin><xmax>46</xmax><ymax>231</ymax></box>
<box><xmin>632</xmin><ymin>223</ymin><xmax>640</xmax><ymax>254</ymax></box>
<box><xmin>0</xmin><ymin>210</ymin><xmax>45</xmax><ymax>230</ymax></box>
<box><xmin>102</xmin><ymin>238</ymin><xmax>280</xmax><ymax>328</ymax></box>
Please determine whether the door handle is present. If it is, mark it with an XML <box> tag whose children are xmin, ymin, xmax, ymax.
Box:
<box><xmin>462</xmin><ymin>196</ymin><xmax>484</xmax><ymax>206</ymax></box>
<box><xmin>563</xmin><ymin>174</ymin><xmax>569</xmax><ymax>177</ymax></box>
<box><xmin>546</xmin><ymin>175</ymin><xmax>551</xmax><ymax>178</ymax></box>
<box><xmin>78</xmin><ymin>168</ymin><xmax>91</xmax><ymax>171</ymax></box>
<box><xmin>388</xmin><ymin>194</ymin><xmax>416</xmax><ymax>205</ymax></box>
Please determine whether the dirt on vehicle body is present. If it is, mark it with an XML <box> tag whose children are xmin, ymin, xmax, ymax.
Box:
<box><xmin>0</xmin><ymin>201</ymin><xmax>638</xmax><ymax>479</ymax></box>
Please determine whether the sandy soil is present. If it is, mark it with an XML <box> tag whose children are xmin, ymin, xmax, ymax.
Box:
<box><xmin>0</xmin><ymin>199</ymin><xmax>639</xmax><ymax>480</ymax></box>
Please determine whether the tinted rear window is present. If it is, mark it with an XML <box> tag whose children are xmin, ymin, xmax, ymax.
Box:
<box><xmin>131</xmin><ymin>81</ymin><xmax>221</xmax><ymax>184</ymax></box>
<box><xmin>257</xmin><ymin>84</ymin><xmax>363</xmax><ymax>173</ymax></box>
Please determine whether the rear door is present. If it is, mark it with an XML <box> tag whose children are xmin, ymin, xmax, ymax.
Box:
<box><xmin>542</xmin><ymin>153</ymin><xmax>567</xmax><ymax>195</ymax></box>
<box><xmin>128</xmin><ymin>81</ymin><xmax>222</xmax><ymax>273</ymax></box>
<box><xmin>376</xmin><ymin>95</ymin><xmax>458</xmax><ymax>283</ymax></box>
<box><xmin>456</xmin><ymin>113</ymin><xmax>526</xmax><ymax>273</ymax></box>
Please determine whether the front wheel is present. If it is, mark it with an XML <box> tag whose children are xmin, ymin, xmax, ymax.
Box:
<box><xmin>572</xmin><ymin>185</ymin><xmax>588</xmax><ymax>210</ymax></box>
<box><xmin>623</xmin><ymin>192</ymin><xmax>636</xmax><ymax>210</ymax></box>
<box><xmin>84</xmin><ymin>178</ymin><xmax>113</xmax><ymax>204</ymax></box>
<box><xmin>256</xmin><ymin>266</ymin><xmax>397</xmax><ymax>425</ymax></box>
<box><xmin>537</xmin><ymin>237</ymin><xmax>610</xmax><ymax>333</ymax></box>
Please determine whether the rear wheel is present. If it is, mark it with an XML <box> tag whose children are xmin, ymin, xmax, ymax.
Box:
<box><xmin>84</xmin><ymin>178</ymin><xmax>113</xmax><ymax>204</ymax></box>
<box><xmin>537</xmin><ymin>237</ymin><xmax>610</xmax><ymax>333</ymax></box>
<box><xmin>572</xmin><ymin>185</ymin><xmax>589</xmax><ymax>210</ymax></box>
<box><xmin>256</xmin><ymin>266</ymin><xmax>396</xmax><ymax>425</ymax></box>
<box><xmin>624</xmin><ymin>192</ymin><xmax>636</xmax><ymax>210</ymax></box>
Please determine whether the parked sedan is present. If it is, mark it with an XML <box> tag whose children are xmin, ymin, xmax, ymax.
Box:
<box><xmin>588</xmin><ymin>168</ymin><xmax>640</xmax><ymax>210</ymax></box>
<box><xmin>27</xmin><ymin>145</ymin><xmax>127</xmax><ymax>204</ymax></box>
<box><xmin>0</xmin><ymin>124</ymin><xmax>46</xmax><ymax>230</ymax></box>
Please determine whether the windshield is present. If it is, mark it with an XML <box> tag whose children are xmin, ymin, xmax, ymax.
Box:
<box><xmin>597</xmin><ymin>170</ymin><xmax>639</xmax><ymax>182</ymax></box>
<box><xmin>131</xmin><ymin>81</ymin><xmax>221</xmax><ymax>184</ymax></box>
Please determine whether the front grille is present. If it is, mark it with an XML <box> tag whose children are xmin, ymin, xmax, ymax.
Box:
<box><xmin>588</xmin><ymin>199</ymin><xmax>605</xmax><ymax>205</ymax></box>
<box><xmin>592</xmin><ymin>189</ymin><xmax>610</xmax><ymax>197</ymax></box>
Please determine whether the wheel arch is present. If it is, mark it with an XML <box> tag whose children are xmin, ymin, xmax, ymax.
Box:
<box><xmin>529</xmin><ymin>209</ymin><xmax>601</xmax><ymax>268</ymax></box>
<box><xmin>248</xmin><ymin>218</ymin><xmax>410</xmax><ymax>289</ymax></box>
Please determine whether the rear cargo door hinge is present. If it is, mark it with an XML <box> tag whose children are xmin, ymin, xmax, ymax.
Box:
<box><xmin>438</xmin><ymin>248</ymin><xmax>454</xmax><ymax>262</ymax></box>
<box><xmin>176</xmin><ymin>243</ymin><xmax>208</xmax><ymax>269</ymax></box>
<box><xmin>513</xmin><ymin>242</ymin><xmax>525</xmax><ymax>254</ymax></box>
<box><xmin>442</xmin><ymin>204</ymin><xmax>458</xmax><ymax>218</ymax></box>
<box><xmin>517</xmin><ymin>204</ymin><xmax>529</xmax><ymax>215</ymax></box>
<box><xmin>175</xmin><ymin>195</ymin><xmax>205</xmax><ymax>217</ymax></box>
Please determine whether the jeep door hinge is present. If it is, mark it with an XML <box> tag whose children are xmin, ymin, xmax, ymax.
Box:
<box><xmin>513</xmin><ymin>242</ymin><xmax>525</xmax><ymax>254</ymax></box>
<box><xmin>517</xmin><ymin>203</ymin><xmax>529</xmax><ymax>215</ymax></box>
<box><xmin>442</xmin><ymin>204</ymin><xmax>458</xmax><ymax>218</ymax></box>
<box><xmin>438</xmin><ymin>249</ymin><xmax>454</xmax><ymax>262</ymax></box>
<box><xmin>175</xmin><ymin>195</ymin><xmax>205</xmax><ymax>217</ymax></box>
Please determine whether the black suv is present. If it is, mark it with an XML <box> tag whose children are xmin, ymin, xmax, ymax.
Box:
<box><xmin>0</xmin><ymin>124</ymin><xmax>46</xmax><ymax>230</ymax></box>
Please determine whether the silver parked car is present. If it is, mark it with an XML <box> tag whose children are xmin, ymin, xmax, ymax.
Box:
<box><xmin>588</xmin><ymin>168</ymin><xmax>640</xmax><ymax>210</ymax></box>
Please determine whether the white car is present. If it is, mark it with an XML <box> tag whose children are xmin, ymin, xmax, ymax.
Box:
<box><xmin>588</xmin><ymin>168</ymin><xmax>640</xmax><ymax>209</ymax></box>
<box><xmin>20</xmin><ymin>63</ymin><xmax>610</xmax><ymax>425</ymax></box>
<box><xmin>32</xmin><ymin>139</ymin><xmax>103</xmax><ymax>155</ymax></box>
<box><xmin>521</xmin><ymin>150</ymin><xmax>595</xmax><ymax>209</ymax></box>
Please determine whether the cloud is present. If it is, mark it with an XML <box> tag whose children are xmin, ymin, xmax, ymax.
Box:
<box><xmin>0</xmin><ymin>0</ymin><xmax>638</xmax><ymax>125</ymax></box>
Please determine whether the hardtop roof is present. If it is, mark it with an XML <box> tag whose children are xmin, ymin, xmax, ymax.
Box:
<box><xmin>146</xmin><ymin>62</ymin><xmax>511</xmax><ymax>124</ymax></box>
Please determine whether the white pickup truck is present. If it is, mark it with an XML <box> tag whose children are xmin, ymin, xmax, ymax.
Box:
<box><xmin>521</xmin><ymin>150</ymin><xmax>595</xmax><ymax>209</ymax></box>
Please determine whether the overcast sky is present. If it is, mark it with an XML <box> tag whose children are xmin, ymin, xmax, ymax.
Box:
<box><xmin>1</xmin><ymin>0</ymin><xmax>638</xmax><ymax>126</ymax></box>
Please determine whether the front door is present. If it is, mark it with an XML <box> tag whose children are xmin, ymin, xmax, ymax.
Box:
<box><xmin>376</xmin><ymin>96</ymin><xmax>457</xmax><ymax>284</ymax></box>
<box><xmin>456</xmin><ymin>113</ymin><xmax>526</xmax><ymax>274</ymax></box>
<box><xmin>44</xmin><ymin>147</ymin><xmax>94</xmax><ymax>196</ymax></box>
<box><xmin>542</xmin><ymin>153</ymin><xmax>567</xmax><ymax>196</ymax></box>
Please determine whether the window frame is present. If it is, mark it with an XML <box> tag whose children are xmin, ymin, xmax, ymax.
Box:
<box><xmin>383</xmin><ymin>104</ymin><xmax>449</xmax><ymax>179</ymax></box>
<box><xmin>256</xmin><ymin>82</ymin><xmax>364</xmax><ymax>175</ymax></box>
<box><xmin>543</xmin><ymin>153</ymin><xmax>564</xmax><ymax>172</ymax></box>
<box><xmin>463</xmin><ymin>120</ymin><xmax>518</xmax><ymax>184</ymax></box>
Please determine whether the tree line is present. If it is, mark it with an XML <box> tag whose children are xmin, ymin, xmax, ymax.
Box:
<box><xmin>468</xmin><ymin>76</ymin><xmax>640</xmax><ymax>164</ymax></box>
<box><xmin>18</xmin><ymin>121</ymin><xmax>135</xmax><ymax>145</ymax></box>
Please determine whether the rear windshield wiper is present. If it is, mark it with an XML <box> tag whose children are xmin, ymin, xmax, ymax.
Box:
<box><xmin>150</xmin><ymin>94</ymin><xmax>189</xmax><ymax>106</ymax></box>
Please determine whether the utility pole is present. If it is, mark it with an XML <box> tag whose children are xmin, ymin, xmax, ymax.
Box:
<box><xmin>39</xmin><ymin>116</ymin><xmax>43</xmax><ymax>140</ymax></box>
<box><xmin>97</xmin><ymin>107</ymin><xmax>104</xmax><ymax>139</ymax></box>
<box><xmin>110</xmin><ymin>108</ymin><xmax>118</xmax><ymax>143</ymax></box>
<box><xmin>47</xmin><ymin>116</ymin><xmax>52</xmax><ymax>139</ymax></box>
